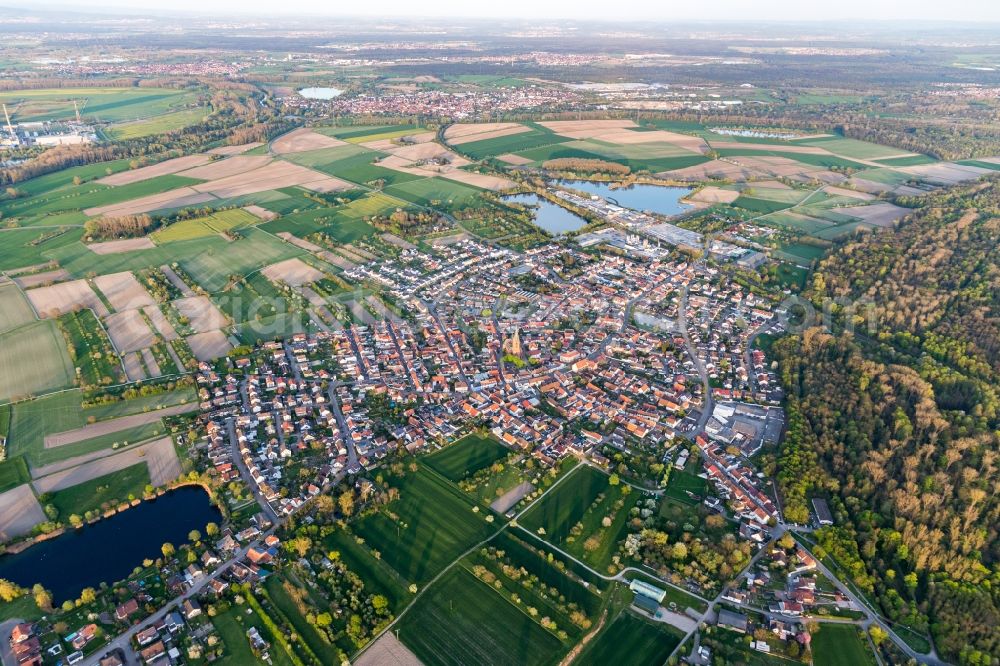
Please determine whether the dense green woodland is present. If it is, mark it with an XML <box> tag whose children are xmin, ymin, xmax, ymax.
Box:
<box><xmin>771</xmin><ymin>178</ymin><xmax>1000</xmax><ymax>665</ymax></box>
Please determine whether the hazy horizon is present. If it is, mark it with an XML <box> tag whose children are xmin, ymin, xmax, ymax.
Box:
<box><xmin>14</xmin><ymin>0</ymin><xmax>1000</xmax><ymax>23</ymax></box>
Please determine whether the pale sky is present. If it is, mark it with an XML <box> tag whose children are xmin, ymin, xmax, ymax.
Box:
<box><xmin>29</xmin><ymin>0</ymin><xmax>1000</xmax><ymax>22</ymax></box>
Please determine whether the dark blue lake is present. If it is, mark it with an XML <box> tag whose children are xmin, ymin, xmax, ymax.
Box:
<box><xmin>0</xmin><ymin>486</ymin><xmax>221</xmax><ymax>603</ymax></box>
<box><xmin>557</xmin><ymin>180</ymin><xmax>693</xmax><ymax>216</ymax></box>
<box><xmin>503</xmin><ymin>193</ymin><xmax>588</xmax><ymax>234</ymax></box>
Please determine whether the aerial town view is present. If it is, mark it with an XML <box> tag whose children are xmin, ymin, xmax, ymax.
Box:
<box><xmin>0</xmin><ymin>1</ymin><xmax>997</xmax><ymax>665</ymax></box>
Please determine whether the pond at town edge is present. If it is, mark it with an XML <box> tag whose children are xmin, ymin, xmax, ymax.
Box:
<box><xmin>0</xmin><ymin>485</ymin><xmax>222</xmax><ymax>603</ymax></box>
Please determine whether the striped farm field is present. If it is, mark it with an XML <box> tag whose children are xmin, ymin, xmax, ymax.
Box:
<box><xmin>398</xmin><ymin>567</ymin><xmax>566</xmax><ymax>666</ymax></box>
<box><xmin>352</xmin><ymin>465</ymin><xmax>495</xmax><ymax>585</ymax></box>
<box><xmin>151</xmin><ymin>208</ymin><xmax>262</xmax><ymax>243</ymax></box>
<box><xmin>0</xmin><ymin>319</ymin><xmax>75</xmax><ymax>403</ymax></box>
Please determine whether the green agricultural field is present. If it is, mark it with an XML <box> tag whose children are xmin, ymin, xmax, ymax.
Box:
<box><xmin>4</xmin><ymin>174</ymin><xmax>202</xmax><ymax>217</ymax></box>
<box><xmin>151</xmin><ymin>208</ymin><xmax>261</xmax><ymax>243</ymax></box>
<box><xmin>0</xmin><ymin>284</ymin><xmax>36</xmax><ymax>334</ymax></box>
<box><xmin>0</xmin><ymin>87</ymin><xmax>197</xmax><ymax>123</ymax></box>
<box><xmin>211</xmin><ymin>610</ymin><xmax>261</xmax><ymax>666</ymax></box>
<box><xmin>576</xmin><ymin>610</ymin><xmax>682</xmax><ymax>666</ymax></box>
<box><xmin>280</xmin><ymin>143</ymin><xmax>372</xmax><ymax>168</ymax></box>
<box><xmin>732</xmin><ymin>196</ymin><xmax>795</xmax><ymax>215</ymax></box>
<box><xmin>398</xmin><ymin>567</ymin><xmax>567</xmax><ymax>666</ymax></box>
<box><xmin>455</xmin><ymin>128</ymin><xmax>570</xmax><ymax>160</ymax></box>
<box><xmin>664</xmin><ymin>467</ymin><xmax>708</xmax><ymax>505</ymax></box>
<box><xmin>779</xmin><ymin>242</ymin><xmax>828</xmax><ymax>262</ymax></box>
<box><xmin>352</xmin><ymin>465</ymin><xmax>495</xmax><ymax>585</ymax></box>
<box><xmin>259</xmin><ymin>206</ymin><xmax>342</xmax><ymax>237</ymax></box>
<box><xmin>519</xmin><ymin>465</ymin><xmax>634</xmax><ymax>569</ymax></box>
<box><xmin>106</xmin><ymin>106</ymin><xmax>208</xmax><ymax>140</ymax></box>
<box><xmin>342</xmin><ymin>127</ymin><xmax>426</xmax><ymax>143</ymax></box>
<box><xmin>320</xmin><ymin>215</ymin><xmax>377</xmax><ymax>243</ymax></box>
<box><xmin>82</xmin><ymin>387</ymin><xmax>196</xmax><ymax>421</ymax></box>
<box><xmin>774</xmin><ymin>263</ymin><xmax>810</xmax><ymax>290</ymax></box>
<box><xmin>263</xmin><ymin>575</ymin><xmax>345</xmax><ymax>665</ymax></box>
<box><xmin>514</xmin><ymin>141</ymin><xmax>708</xmax><ymax>173</ymax></box>
<box><xmin>49</xmin><ymin>461</ymin><xmax>151</xmax><ymax>519</ymax></box>
<box><xmin>4</xmin><ymin>160</ymin><xmax>133</xmax><ymax>198</ymax></box>
<box><xmin>337</xmin><ymin>191</ymin><xmax>408</xmax><ymax>220</ymax></box>
<box><xmin>0</xmin><ymin>457</ymin><xmax>30</xmax><ymax>494</ymax></box>
<box><xmin>211</xmin><ymin>606</ymin><xmax>296</xmax><ymax>666</ymax></box>
<box><xmin>179</xmin><ymin>228</ymin><xmax>304</xmax><ymax>292</ymax></box>
<box><xmin>0</xmin><ymin>320</ymin><xmax>76</xmax><ymax>403</ymax></box>
<box><xmin>742</xmin><ymin>187</ymin><xmax>811</xmax><ymax>204</ymax></box>
<box><xmin>491</xmin><ymin>530</ymin><xmax>606</xmax><ymax>614</ymax></box>
<box><xmin>811</xmin><ymin>624</ymin><xmax>877</xmax><ymax>666</ymax></box>
<box><xmin>521</xmin><ymin>465</ymin><xmax>608</xmax><ymax>543</ymax></box>
<box><xmin>323</xmin><ymin>529</ymin><xmax>413</xmax><ymax>612</ymax></box>
<box><xmin>423</xmin><ymin>432</ymin><xmax>509</xmax><ymax>482</ymax></box>
<box><xmin>384</xmin><ymin>177</ymin><xmax>483</xmax><ymax>208</ymax></box>
<box><xmin>316</xmin><ymin>124</ymin><xmax>421</xmax><ymax>139</ymax></box>
<box><xmin>57</xmin><ymin>309</ymin><xmax>126</xmax><ymax>387</ymax></box>
<box><xmin>758</xmin><ymin>211</ymin><xmax>833</xmax><ymax>234</ymax></box>
<box><xmin>956</xmin><ymin>159</ymin><xmax>1000</xmax><ymax>171</ymax></box>
<box><xmin>7</xmin><ymin>389</ymin><xmax>180</xmax><ymax>467</ymax></box>
<box><xmin>713</xmin><ymin>148</ymin><xmax>869</xmax><ymax>170</ymax></box>
<box><xmin>798</xmin><ymin>136</ymin><xmax>906</xmax><ymax>160</ymax></box>
<box><xmin>873</xmin><ymin>154</ymin><xmax>936</xmax><ymax>167</ymax></box>
<box><xmin>0</xmin><ymin>228</ymin><xmax>86</xmax><ymax>272</ymax></box>
<box><xmin>850</xmin><ymin>168</ymin><xmax>913</xmax><ymax>186</ymax></box>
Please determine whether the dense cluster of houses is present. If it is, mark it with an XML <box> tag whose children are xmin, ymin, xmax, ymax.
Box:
<box><xmin>186</xmin><ymin>236</ymin><xmax>785</xmax><ymax>531</ymax></box>
<box><xmin>283</xmin><ymin>86</ymin><xmax>580</xmax><ymax>117</ymax></box>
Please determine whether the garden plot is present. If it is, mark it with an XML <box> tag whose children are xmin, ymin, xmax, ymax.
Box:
<box><xmin>159</xmin><ymin>265</ymin><xmax>194</xmax><ymax>296</ymax></box>
<box><xmin>356</xmin><ymin>633</ymin><xmax>422</xmax><ymax>666</ymax></box>
<box><xmin>122</xmin><ymin>352</ymin><xmax>145</xmax><ymax>380</ymax></box>
<box><xmin>176</xmin><ymin>155</ymin><xmax>272</xmax><ymax>180</ymax></box>
<box><xmin>190</xmin><ymin>161</ymin><xmax>353</xmax><ymax>198</ymax></box>
<box><xmin>96</xmin><ymin>154</ymin><xmax>211</xmax><ymax>186</ymax></box>
<box><xmin>141</xmin><ymin>348</ymin><xmax>161</xmax><ymax>377</ymax></box>
<box><xmin>445</xmin><ymin>122</ymin><xmax>531</xmax><ymax>144</ymax></box>
<box><xmin>496</xmin><ymin>153</ymin><xmax>534</xmax><ymax>165</ymax></box>
<box><xmin>837</xmin><ymin>202</ymin><xmax>910</xmax><ymax>228</ymax></box>
<box><xmin>104</xmin><ymin>309</ymin><xmax>157</xmax><ymax>353</ymax></box>
<box><xmin>687</xmin><ymin>186</ymin><xmax>740</xmax><ymax>204</ymax></box>
<box><xmin>92</xmin><ymin>272</ymin><xmax>156</xmax><ymax>311</ymax></box>
<box><xmin>381</xmin><ymin>233</ymin><xmax>416</xmax><ymax>250</ymax></box>
<box><xmin>846</xmin><ymin>178</ymin><xmax>894</xmax><ymax>195</ymax></box>
<box><xmin>84</xmin><ymin>187</ymin><xmax>215</xmax><ymax>217</ymax></box>
<box><xmin>143</xmin><ymin>305</ymin><xmax>179</xmax><ymax>341</ymax></box>
<box><xmin>822</xmin><ymin>185</ymin><xmax>875</xmax><ymax>200</ymax></box>
<box><xmin>206</xmin><ymin>142</ymin><xmax>263</xmax><ymax>156</ymax></box>
<box><xmin>26</xmin><ymin>279</ymin><xmax>109</xmax><ymax>317</ymax></box>
<box><xmin>186</xmin><ymin>330</ymin><xmax>232</xmax><ymax>361</ymax></box>
<box><xmin>86</xmin><ymin>238</ymin><xmax>157</xmax><ymax>254</ymax></box>
<box><xmin>747</xmin><ymin>179</ymin><xmax>792</xmax><ymax>190</ymax></box>
<box><xmin>261</xmin><ymin>258</ymin><xmax>324</xmax><ymax>287</ymax></box>
<box><xmin>173</xmin><ymin>295</ymin><xmax>229</xmax><ymax>332</ymax></box>
<box><xmin>13</xmin><ymin>269</ymin><xmax>70</xmax><ymax>289</ymax></box>
<box><xmin>271</xmin><ymin>128</ymin><xmax>346</xmax><ymax>154</ymax></box>
<box><xmin>0</xmin><ymin>485</ymin><xmax>46</xmax><ymax>541</ymax></box>
<box><xmin>243</xmin><ymin>205</ymin><xmax>277</xmax><ymax>221</ymax></box>
<box><xmin>439</xmin><ymin>170</ymin><xmax>516</xmax><ymax>190</ymax></box>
